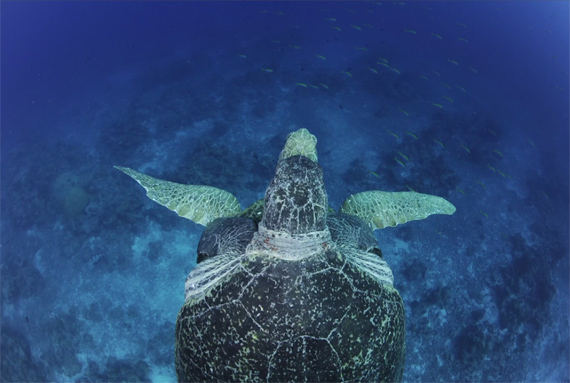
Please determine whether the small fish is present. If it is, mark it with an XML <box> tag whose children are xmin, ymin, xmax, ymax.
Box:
<box><xmin>528</xmin><ymin>139</ymin><xmax>535</xmax><ymax>147</ymax></box>
<box><xmin>493</xmin><ymin>149</ymin><xmax>503</xmax><ymax>157</ymax></box>
<box><xmin>395</xmin><ymin>1</ymin><xmax>406</xmax><ymax>5</ymax></box>
<box><xmin>406</xmin><ymin>185</ymin><xmax>416</xmax><ymax>192</ymax></box>
<box><xmin>404</xmin><ymin>29</ymin><xmax>416</xmax><ymax>34</ymax></box>
<box><xmin>469</xmin><ymin>66</ymin><xmax>479</xmax><ymax>74</ymax></box>
<box><xmin>391</xmin><ymin>68</ymin><xmax>401</xmax><ymax>75</ymax></box>
<box><xmin>378</xmin><ymin>57</ymin><xmax>389</xmax><ymax>63</ymax></box>
<box><xmin>458</xmin><ymin>36</ymin><xmax>469</xmax><ymax>43</ymax></box>
<box><xmin>369</xmin><ymin>171</ymin><xmax>379</xmax><ymax>178</ymax></box>
<box><xmin>350</xmin><ymin>24</ymin><xmax>362</xmax><ymax>31</ymax></box>
<box><xmin>441</xmin><ymin>82</ymin><xmax>451</xmax><ymax>89</ymax></box>
<box><xmin>487</xmin><ymin>164</ymin><xmax>496</xmax><ymax>173</ymax></box>
<box><xmin>433</xmin><ymin>139</ymin><xmax>444</xmax><ymax>148</ymax></box>
<box><xmin>397</xmin><ymin>151</ymin><xmax>409</xmax><ymax>161</ymax></box>
<box><xmin>419</xmin><ymin>75</ymin><xmax>429</xmax><ymax>80</ymax></box>
<box><xmin>406</xmin><ymin>131</ymin><xmax>418</xmax><ymax>139</ymax></box>
<box><xmin>432</xmin><ymin>103</ymin><xmax>443</xmax><ymax>109</ymax></box>
<box><xmin>363</xmin><ymin>23</ymin><xmax>373</xmax><ymax>28</ymax></box>
<box><xmin>320</xmin><ymin>83</ymin><xmax>329</xmax><ymax>89</ymax></box>
<box><xmin>368</xmin><ymin>67</ymin><xmax>379</xmax><ymax>74</ymax></box>
<box><xmin>443</xmin><ymin>96</ymin><xmax>454</xmax><ymax>103</ymax></box>
<box><xmin>431</xmin><ymin>33</ymin><xmax>442</xmax><ymax>40</ymax></box>
<box><xmin>340</xmin><ymin>70</ymin><xmax>352</xmax><ymax>77</ymax></box>
<box><xmin>541</xmin><ymin>191</ymin><xmax>549</xmax><ymax>200</ymax></box>
<box><xmin>316</xmin><ymin>54</ymin><xmax>327</xmax><ymax>60</ymax></box>
<box><xmin>331</xmin><ymin>26</ymin><xmax>342</xmax><ymax>32</ymax></box>
<box><xmin>347</xmin><ymin>9</ymin><xmax>356</xmax><ymax>14</ymax></box>
<box><xmin>497</xmin><ymin>170</ymin><xmax>506</xmax><ymax>178</ymax></box>
<box><xmin>238</xmin><ymin>54</ymin><xmax>247</xmax><ymax>58</ymax></box>
<box><xmin>290</xmin><ymin>45</ymin><xmax>301</xmax><ymax>49</ymax></box>
<box><xmin>259</xmin><ymin>10</ymin><xmax>269</xmax><ymax>14</ymax></box>
<box><xmin>436</xmin><ymin>230</ymin><xmax>444</xmax><ymax>237</ymax></box>
<box><xmin>378</xmin><ymin>62</ymin><xmax>391</xmax><ymax>69</ymax></box>
<box><xmin>457</xmin><ymin>22</ymin><xmax>467</xmax><ymax>28</ymax></box>
<box><xmin>394</xmin><ymin>157</ymin><xmax>406</xmax><ymax>168</ymax></box>
<box><xmin>388</xmin><ymin>131</ymin><xmax>400</xmax><ymax>139</ymax></box>
<box><xmin>325</xmin><ymin>17</ymin><xmax>336</xmax><ymax>21</ymax></box>
<box><xmin>456</xmin><ymin>188</ymin><xmax>466</xmax><ymax>194</ymax></box>
<box><xmin>480</xmin><ymin>211</ymin><xmax>489</xmax><ymax>218</ymax></box>
<box><xmin>355</xmin><ymin>47</ymin><xmax>368</xmax><ymax>51</ymax></box>
<box><xmin>487</xmin><ymin>128</ymin><xmax>498</xmax><ymax>136</ymax></box>
<box><xmin>456</xmin><ymin>85</ymin><xmax>466</xmax><ymax>92</ymax></box>
<box><xmin>476</xmin><ymin>181</ymin><xmax>486</xmax><ymax>189</ymax></box>
<box><xmin>296</xmin><ymin>82</ymin><xmax>308</xmax><ymax>88</ymax></box>
<box><xmin>271</xmin><ymin>40</ymin><xmax>281</xmax><ymax>44</ymax></box>
<box><xmin>261</xmin><ymin>68</ymin><xmax>274</xmax><ymax>73</ymax></box>
<box><xmin>432</xmin><ymin>70</ymin><xmax>441</xmax><ymax>77</ymax></box>
<box><xmin>447</xmin><ymin>59</ymin><xmax>459</xmax><ymax>65</ymax></box>
<box><xmin>274</xmin><ymin>11</ymin><xmax>285</xmax><ymax>15</ymax></box>
<box><xmin>309</xmin><ymin>84</ymin><xmax>320</xmax><ymax>90</ymax></box>
<box><xmin>556</xmin><ymin>85</ymin><xmax>564</xmax><ymax>91</ymax></box>
<box><xmin>398</xmin><ymin>108</ymin><xmax>409</xmax><ymax>116</ymax></box>
<box><xmin>461</xmin><ymin>145</ymin><xmax>471</xmax><ymax>153</ymax></box>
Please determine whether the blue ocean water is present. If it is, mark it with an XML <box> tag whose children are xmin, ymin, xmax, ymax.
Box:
<box><xmin>1</xmin><ymin>1</ymin><xmax>568</xmax><ymax>382</ymax></box>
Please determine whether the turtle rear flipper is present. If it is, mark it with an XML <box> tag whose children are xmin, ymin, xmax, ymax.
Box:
<box><xmin>340</xmin><ymin>190</ymin><xmax>456</xmax><ymax>230</ymax></box>
<box><xmin>115</xmin><ymin>166</ymin><xmax>241</xmax><ymax>227</ymax></box>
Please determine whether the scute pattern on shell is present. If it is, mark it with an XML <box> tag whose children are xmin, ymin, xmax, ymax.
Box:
<box><xmin>175</xmin><ymin>247</ymin><xmax>405</xmax><ymax>382</ymax></box>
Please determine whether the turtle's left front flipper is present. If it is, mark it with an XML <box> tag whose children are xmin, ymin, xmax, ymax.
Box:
<box><xmin>115</xmin><ymin>166</ymin><xmax>241</xmax><ymax>227</ymax></box>
<box><xmin>340</xmin><ymin>190</ymin><xmax>456</xmax><ymax>230</ymax></box>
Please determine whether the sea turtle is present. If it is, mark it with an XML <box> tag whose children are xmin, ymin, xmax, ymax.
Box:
<box><xmin>115</xmin><ymin>128</ymin><xmax>456</xmax><ymax>382</ymax></box>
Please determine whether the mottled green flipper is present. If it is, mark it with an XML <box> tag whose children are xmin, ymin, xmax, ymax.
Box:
<box><xmin>340</xmin><ymin>190</ymin><xmax>456</xmax><ymax>230</ymax></box>
<box><xmin>114</xmin><ymin>166</ymin><xmax>241</xmax><ymax>226</ymax></box>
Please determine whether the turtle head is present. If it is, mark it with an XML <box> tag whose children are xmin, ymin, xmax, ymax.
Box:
<box><xmin>277</xmin><ymin>128</ymin><xmax>318</xmax><ymax>163</ymax></box>
<box><xmin>246</xmin><ymin>129</ymin><xmax>331</xmax><ymax>260</ymax></box>
<box><xmin>263</xmin><ymin>129</ymin><xmax>327</xmax><ymax>235</ymax></box>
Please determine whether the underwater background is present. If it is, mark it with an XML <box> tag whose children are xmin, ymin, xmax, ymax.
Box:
<box><xmin>1</xmin><ymin>1</ymin><xmax>568</xmax><ymax>382</ymax></box>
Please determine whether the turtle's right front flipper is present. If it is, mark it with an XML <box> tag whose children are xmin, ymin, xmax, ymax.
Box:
<box><xmin>340</xmin><ymin>190</ymin><xmax>456</xmax><ymax>230</ymax></box>
<box><xmin>115</xmin><ymin>166</ymin><xmax>241</xmax><ymax>227</ymax></box>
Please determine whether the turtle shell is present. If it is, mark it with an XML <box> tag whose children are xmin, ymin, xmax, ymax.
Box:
<box><xmin>175</xmin><ymin>213</ymin><xmax>405</xmax><ymax>382</ymax></box>
<box><xmin>175</xmin><ymin>132</ymin><xmax>405</xmax><ymax>382</ymax></box>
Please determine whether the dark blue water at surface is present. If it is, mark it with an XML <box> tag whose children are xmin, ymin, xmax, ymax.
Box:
<box><xmin>1</xmin><ymin>2</ymin><xmax>568</xmax><ymax>382</ymax></box>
